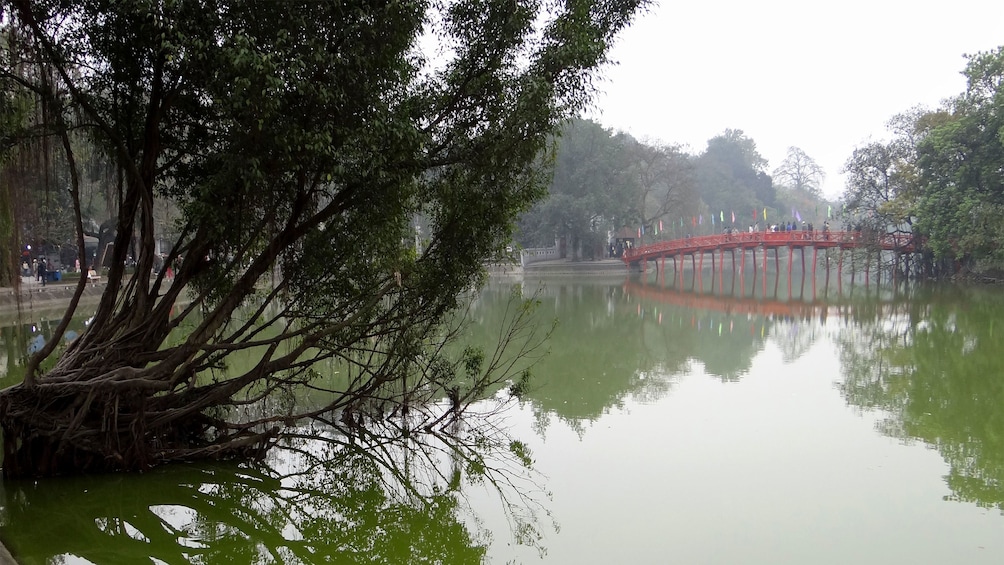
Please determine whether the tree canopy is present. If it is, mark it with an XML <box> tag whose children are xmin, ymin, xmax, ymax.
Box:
<box><xmin>517</xmin><ymin>118</ymin><xmax>638</xmax><ymax>256</ymax></box>
<box><xmin>841</xmin><ymin>45</ymin><xmax>1004</xmax><ymax>274</ymax></box>
<box><xmin>914</xmin><ymin>47</ymin><xmax>1004</xmax><ymax>266</ymax></box>
<box><xmin>0</xmin><ymin>0</ymin><xmax>647</xmax><ymax>477</ymax></box>
<box><xmin>692</xmin><ymin>129</ymin><xmax>774</xmax><ymax>228</ymax></box>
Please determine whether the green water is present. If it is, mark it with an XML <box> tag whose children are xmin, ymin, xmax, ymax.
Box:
<box><xmin>2</xmin><ymin>272</ymin><xmax>1004</xmax><ymax>563</ymax></box>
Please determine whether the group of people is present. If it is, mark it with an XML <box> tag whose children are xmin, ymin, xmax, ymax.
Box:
<box><xmin>608</xmin><ymin>240</ymin><xmax>632</xmax><ymax>258</ymax></box>
<box><xmin>758</xmin><ymin>220</ymin><xmax>832</xmax><ymax>238</ymax></box>
<box><xmin>21</xmin><ymin>257</ymin><xmax>49</xmax><ymax>286</ymax></box>
<box><xmin>765</xmin><ymin>220</ymin><xmax>808</xmax><ymax>233</ymax></box>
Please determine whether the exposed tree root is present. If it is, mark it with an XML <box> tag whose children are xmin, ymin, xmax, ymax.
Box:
<box><xmin>0</xmin><ymin>382</ymin><xmax>277</xmax><ymax>478</ymax></box>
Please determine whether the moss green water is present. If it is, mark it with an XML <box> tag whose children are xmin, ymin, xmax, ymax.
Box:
<box><xmin>2</xmin><ymin>275</ymin><xmax>1004</xmax><ymax>563</ymax></box>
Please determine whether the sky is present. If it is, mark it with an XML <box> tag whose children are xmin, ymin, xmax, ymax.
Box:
<box><xmin>586</xmin><ymin>0</ymin><xmax>1004</xmax><ymax>198</ymax></box>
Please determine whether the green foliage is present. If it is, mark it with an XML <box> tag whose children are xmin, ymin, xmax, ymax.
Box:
<box><xmin>693</xmin><ymin>129</ymin><xmax>774</xmax><ymax>221</ymax></box>
<box><xmin>630</xmin><ymin>138</ymin><xmax>697</xmax><ymax>242</ymax></box>
<box><xmin>914</xmin><ymin>51</ymin><xmax>1004</xmax><ymax>264</ymax></box>
<box><xmin>837</xmin><ymin>285</ymin><xmax>1004</xmax><ymax>511</ymax></box>
<box><xmin>508</xmin><ymin>368</ymin><xmax>534</xmax><ymax>399</ymax></box>
<box><xmin>0</xmin><ymin>0</ymin><xmax>650</xmax><ymax>476</ymax></box>
<box><xmin>842</xmin><ymin>140</ymin><xmax>917</xmax><ymax>232</ymax></box>
<box><xmin>517</xmin><ymin>117</ymin><xmax>699</xmax><ymax>251</ymax></box>
<box><xmin>518</xmin><ymin>118</ymin><xmax>638</xmax><ymax>254</ymax></box>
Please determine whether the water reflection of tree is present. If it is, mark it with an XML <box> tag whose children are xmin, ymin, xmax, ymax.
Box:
<box><xmin>470</xmin><ymin>281</ymin><xmax>687</xmax><ymax>428</ymax></box>
<box><xmin>772</xmin><ymin>315</ymin><xmax>822</xmax><ymax>363</ymax></box>
<box><xmin>0</xmin><ymin>416</ymin><xmax>550</xmax><ymax>563</ymax></box>
<box><xmin>469</xmin><ymin>279</ymin><xmax>925</xmax><ymax>444</ymax></box>
<box><xmin>0</xmin><ymin>311</ymin><xmax>95</xmax><ymax>387</ymax></box>
<box><xmin>836</xmin><ymin>286</ymin><xmax>1004</xmax><ymax>511</ymax></box>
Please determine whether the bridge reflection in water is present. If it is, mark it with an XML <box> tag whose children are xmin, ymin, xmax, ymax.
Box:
<box><xmin>622</xmin><ymin>230</ymin><xmax>920</xmax><ymax>295</ymax></box>
<box><xmin>622</xmin><ymin>277</ymin><xmax>914</xmax><ymax>327</ymax></box>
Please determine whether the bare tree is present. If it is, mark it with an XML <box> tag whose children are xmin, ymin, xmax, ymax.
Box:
<box><xmin>772</xmin><ymin>146</ymin><xmax>825</xmax><ymax>196</ymax></box>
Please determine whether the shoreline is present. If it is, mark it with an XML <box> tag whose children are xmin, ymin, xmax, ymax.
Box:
<box><xmin>0</xmin><ymin>258</ymin><xmax>635</xmax><ymax>315</ymax></box>
<box><xmin>0</xmin><ymin>278</ymin><xmax>105</xmax><ymax>321</ymax></box>
<box><xmin>498</xmin><ymin>257</ymin><xmax>631</xmax><ymax>276</ymax></box>
<box><xmin>0</xmin><ymin>260</ymin><xmax>632</xmax><ymax>317</ymax></box>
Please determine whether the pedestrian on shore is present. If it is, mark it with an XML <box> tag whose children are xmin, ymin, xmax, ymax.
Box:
<box><xmin>38</xmin><ymin>258</ymin><xmax>47</xmax><ymax>287</ymax></box>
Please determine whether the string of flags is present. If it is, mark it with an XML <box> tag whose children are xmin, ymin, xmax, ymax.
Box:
<box><xmin>663</xmin><ymin>203</ymin><xmax>839</xmax><ymax>235</ymax></box>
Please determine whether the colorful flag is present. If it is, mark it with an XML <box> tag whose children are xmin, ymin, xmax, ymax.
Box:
<box><xmin>638</xmin><ymin>227</ymin><xmax>641</xmax><ymax>238</ymax></box>
<box><xmin>731</xmin><ymin>210</ymin><xmax>735</xmax><ymax>223</ymax></box>
<box><xmin>763</xmin><ymin>207</ymin><xmax>767</xmax><ymax>221</ymax></box>
<box><xmin>828</xmin><ymin>205</ymin><xmax>832</xmax><ymax>218</ymax></box>
<box><xmin>720</xmin><ymin>210</ymin><xmax>724</xmax><ymax>223</ymax></box>
<box><xmin>711</xmin><ymin>214</ymin><xmax>715</xmax><ymax>225</ymax></box>
<box><xmin>795</xmin><ymin>209</ymin><xmax>802</xmax><ymax>222</ymax></box>
<box><xmin>699</xmin><ymin>215</ymin><xmax>703</xmax><ymax>225</ymax></box>
<box><xmin>659</xmin><ymin>219</ymin><xmax>664</xmax><ymax>232</ymax></box>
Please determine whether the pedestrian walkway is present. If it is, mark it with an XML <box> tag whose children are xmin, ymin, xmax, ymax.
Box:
<box><xmin>0</xmin><ymin>274</ymin><xmax>104</xmax><ymax>313</ymax></box>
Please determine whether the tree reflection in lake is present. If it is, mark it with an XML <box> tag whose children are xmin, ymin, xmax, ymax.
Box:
<box><xmin>5</xmin><ymin>276</ymin><xmax>1004</xmax><ymax>562</ymax></box>
<box><xmin>478</xmin><ymin>275</ymin><xmax>1004</xmax><ymax>518</ymax></box>
<box><xmin>835</xmin><ymin>284</ymin><xmax>1004</xmax><ymax>512</ymax></box>
<box><xmin>0</xmin><ymin>413</ymin><xmax>551</xmax><ymax>563</ymax></box>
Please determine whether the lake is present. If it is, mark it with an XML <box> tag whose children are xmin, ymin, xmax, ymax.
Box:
<box><xmin>1</xmin><ymin>268</ymin><xmax>1003</xmax><ymax>564</ymax></box>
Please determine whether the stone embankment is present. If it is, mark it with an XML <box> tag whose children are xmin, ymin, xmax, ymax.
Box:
<box><xmin>0</xmin><ymin>277</ymin><xmax>105</xmax><ymax>318</ymax></box>
<box><xmin>521</xmin><ymin>257</ymin><xmax>627</xmax><ymax>276</ymax></box>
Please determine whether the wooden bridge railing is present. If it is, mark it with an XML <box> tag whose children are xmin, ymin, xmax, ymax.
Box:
<box><xmin>623</xmin><ymin>231</ymin><xmax>918</xmax><ymax>264</ymax></box>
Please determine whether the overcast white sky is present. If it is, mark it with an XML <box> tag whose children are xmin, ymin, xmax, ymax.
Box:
<box><xmin>586</xmin><ymin>0</ymin><xmax>1004</xmax><ymax>198</ymax></box>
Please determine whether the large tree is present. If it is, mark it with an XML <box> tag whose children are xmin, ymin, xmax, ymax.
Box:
<box><xmin>914</xmin><ymin>47</ymin><xmax>1004</xmax><ymax>267</ymax></box>
<box><xmin>0</xmin><ymin>0</ymin><xmax>646</xmax><ymax>477</ymax></box>
<box><xmin>629</xmin><ymin>139</ymin><xmax>696</xmax><ymax>244</ymax></box>
<box><xmin>517</xmin><ymin>118</ymin><xmax>637</xmax><ymax>257</ymax></box>
<box><xmin>772</xmin><ymin>146</ymin><xmax>824</xmax><ymax>197</ymax></box>
<box><xmin>693</xmin><ymin>129</ymin><xmax>774</xmax><ymax>227</ymax></box>
<box><xmin>841</xmin><ymin>107</ymin><xmax>935</xmax><ymax>235</ymax></box>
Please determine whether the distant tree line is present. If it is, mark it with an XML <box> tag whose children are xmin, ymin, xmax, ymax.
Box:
<box><xmin>516</xmin><ymin>119</ymin><xmax>835</xmax><ymax>259</ymax></box>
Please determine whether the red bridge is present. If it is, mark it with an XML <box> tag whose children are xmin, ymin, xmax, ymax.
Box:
<box><xmin>622</xmin><ymin>230</ymin><xmax>920</xmax><ymax>277</ymax></box>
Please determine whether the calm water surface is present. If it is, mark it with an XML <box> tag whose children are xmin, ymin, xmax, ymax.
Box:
<box><xmin>1</xmin><ymin>271</ymin><xmax>1003</xmax><ymax>563</ymax></box>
